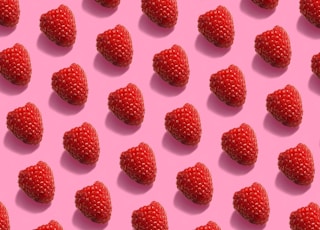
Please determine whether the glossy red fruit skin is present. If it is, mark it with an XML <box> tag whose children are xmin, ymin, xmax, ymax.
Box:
<box><xmin>96</xmin><ymin>24</ymin><xmax>133</xmax><ymax>67</ymax></box>
<box><xmin>153</xmin><ymin>44</ymin><xmax>190</xmax><ymax>87</ymax></box>
<box><xmin>210</xmin><ymin>64</ymin><xmax>246</xmax><ymax>107</ymax></box>
<box><xmin>198</xmin><ymin>5</ymin><xmax>235</xmax><ymax>48</ymax></box>
<box><xmin>0</xmin><ymin>0</ymin><xmax>20</xmax><ymax>27</ymax></box>
<box><xmin>221</xmin><ymin>123</ymin><xmax>258</xmax><ymax>165</ymax></box>
<box><xmin>266</xmin><ymin>84</ymin><xmax>303</xmax><ymax>127</ymax></box>
<box><xmin>35</xmin><ymin>220</ymin><xmax>63</xmax><ymax>230</ymax></box>
<box><xmin>141</xmin><ymin>0</ymin><xmax>178</xmax><ymax>28</ymax></box>
<box><xmin>300</xmin><ymin>0</ymin><xmax>320</xmax><ymax>27</ymax></box>
<box><xmin>251</xmin><ymin>0</ymin><xmax>279</xmax><ymax>9</ymax></box>
<box><xmin>233</xmin><ymin>182</ymin><xmax>270</xmax><ymax>225</ymax></box>
<box><xmin>40</xmin><ymin>4</ymin><xmax>77</xmax><ymax>47</ymax></box>
<box><xmin>51</xmin><ymin>63</ymin><xmax>88</xmax><ymax>105</ymax></box>
<box><xmin>0</xmin><ymin>43</ymin><xmax>32</xmax><ymax>85</ymax></box>
<box><xmin>131</xmin><ymin>201</ymin><xmax>168</xmax><ymax>230</ymax></box>
<box><xmin>75</xmin><ymin>181</ymin><xmax>112</xmax><ymax>224</ymax></box>
<box><xmin>63</xmin><ymin>122</ymin><xmax>100</xmax><ymax>165</ymax></box>
<box><xmin>120</xmin><ymin>142</ymin><xmax>157</xmax><ymax>185</ymax></box>
<box><xmin>95</xmin><ymin>0</ymin><xmax>120</xmax><ymax>8</ymax></box>
<box><xmin>176</xmin><ymin>162</ymin><xmax>213</xmax><ymax>205</ymax></box>
<box><xmin>290</xmin><ymin>202</ymin><xmax>320</xmax><ymax>230</ymax></box>
<box><xmin>195</xmin><ymin>221</ymin><xmax>221</xmax><ymax>230</ymax></box>
<box><xmin>278</xmin><ymin>143</ymin><xmax>315</xmax><ymax>185</ymax></box>
<box><xmin>18</xmin><ymin>161</ymin><xmax>55</xmax><ymax>203</ymax></box>
<box><xmin>165</xmin><ymin>103</ymin><xmax>202</xmax><ymax>145</ymax></box>
<box><xmin>108</xmin><ymin>83</ymin><xmax>145</xmax><ymax>125</ymax></box>
<box><xmin>0</xmin><ymin>202</ymin><xmax>10</xmax><ymax>230</ymax></box>
<box><xmin>255</xmin><ymin>25</ymin><xmax>291</xmax><ymax>68</ymax></box>
<box><xmin>6</xmin><ymin>102</ymin><xmax>43</xmax><ymax>145</ymax></box>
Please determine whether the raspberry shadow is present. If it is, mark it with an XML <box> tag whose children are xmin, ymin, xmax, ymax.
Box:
<box><xmin>195</xmin><ymin>34</ymin><xmax>231</xmax><ymax>58</ymax></box>
<box><xmin>138</xmin><ymin>14</ymin><xmax>174</xmax><ymax>38</ymax></box>
<box><xmin>296</xmin><ymin>15</ymin><xmax>320</xmax><ymax>39</ymax></box>
<box><xmin>275</xmin><ymin>172</ymin><xmax>311</xmax><ymax>195</ymax></box>
<box><xmin>239</xmin><ymin>0</ymin><xmax>275</xmax><ymax>19</ymax></box>
<box><xmin>173</xmin><ymin>191</ymin><xmax>209</xmax><ymax>214</ymax></box>
<box><xmin>117</xmin><ymin>171</ymin><xmax>153</xmax><ymax>194</ymax></box>
<box><xmin>218</xmin><ymin>152</ymin><xmax>254</xmax><ymax>175</ymax></box>
<box><xmin>252</xmin><ymin>54</ymin><xmax>287</xmax><ymax>78</ymax></box>
<box><xmin>230</xmin><ymin>210</ymin><xmax>266</xmax><ymax>230</ymax></box>
<box><xmin>93</xmin><ymin>54</ymin><xmax>129</xmax><ymax>77</ymax></box>
<box><xmin>207</xmin><ymin>94</ymin><xmax>242</xmax><ymax>117</ymax></box>
<box><xmin>48</xmin><ymin>92</ymin><xmax>84</xmax><ymax>115</ymax></box>
<box><xmin>81</xmin><ymin>0</ymin><xmax>118</xmax><ymax>18</ymax></box>
<box><xmin>105</xmin><ymin>112</ymin><xmax>141</xmax><ymax>135</ymax></box>
<box><xmin>0</xmin><ymin>75</ymin><xmax>27</xmax><ymax>95</ymax></box>
<box><xmin>263</xmin><ymin>113</ymin><xmax>299</xmax><ymax>137</ymax></box>
<box><xmin>72</xmin><ymin>209</ymin><xmax>108</xmax><ymax>230</ymax></box>
<box><xmin>15</xmin><ymin>190</ymin><xmax>51</xmax><ymax>213</ymax></box>
<box><xmin>4</xmin><ymin>131</ymin><xmax>39</xmax><ymax>154</ymax></box>
<box><xmin>308</xmin><ymin>74</ymin><xmax>320</xmax><ymax>95</ymax></box>
<box><xmin>37</xmin><ymin>34</ymin><xmax>72</xmax><ymax>57</ymax></box>
<box><xmin>60</xmin><ymin>151</ymin><xmax>96</xmax><ymax>175</ymax></box>
<box><xmin>150</xmin><ymin>73</ymin><xmax>186</xmax><ymax>97</ymax></box>
<box><xmin>162</xmin><ymin>132</ymin><xmax>198</xmax><ymax>155</ymax></box>
<box><xmin>0</xmin><ymin>26</ymin><xmax>16</xmax><ymax>36</ymax></box>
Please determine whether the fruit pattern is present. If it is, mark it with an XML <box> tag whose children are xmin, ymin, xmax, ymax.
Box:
<box><xmin>0</xmin><ymin>0</ymin><xmax>320</xmax><ymax>229</ymax></box>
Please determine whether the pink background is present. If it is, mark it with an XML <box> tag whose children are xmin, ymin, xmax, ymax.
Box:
<box><xmin>1</xmin><ymin>0</ymin><xmax>320</xmax><ymax>229</ymax></box>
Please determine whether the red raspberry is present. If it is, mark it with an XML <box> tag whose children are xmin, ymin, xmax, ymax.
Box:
<box><xmin>198</xmin><ymin>5</ymin><xmax>235</xmax><ymax>48</ymax></box>
<box><xmin>40</xmin><ymin>4</ymin><xmax>77</xmax><ymax>47</ymax></box>
<box><xmin>96</xmin><ymin>24</ymin><xmax>133</xmax><ymax>67</ymax></box>
<box><xmin>0</xmin><ymin>43</ymin><xmax>32</xmax><ymax>85</ymax></box>
<box><xmin>176</xmin><ymin>162</ymin><xmax>213</xmax><ymax>205</ymax></box>
<box><xmin>75</xmin><ymin>181</ymin><xmax>112</xmax><ymax>224</ymax></box>
<box><xmin>165</xmin><ymin>103</ymin><xmax>202</xmax><ymax>145</ymax></box>
<box><xmin>6</xmin><ymin>102</ymin><xmax>43</xmax><ymax>145</ymax></box>
<box><xmin>18</xmin><ymin>161</ymin><xmax>55</xmax><ymax>203</ymax></box>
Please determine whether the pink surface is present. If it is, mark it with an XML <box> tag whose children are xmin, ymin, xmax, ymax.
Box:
<box><xmin>1</xmin><ymin>0</ymin><xmax>320</xmax><ymax>229</ymax></box>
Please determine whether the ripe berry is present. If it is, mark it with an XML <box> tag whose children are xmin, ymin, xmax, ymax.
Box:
<box><xmin>141</xmin><ymin>0</ymin><xmax>178</xmax><ymax>28</ymax></box>
<box><xmin>153</xmin><ymin>44</ymin><xmax>189</xmax><ymax>87</ymax></box>
<box><xmin>120</xmin><ymin>142</ymin><xmax>157</xmax><ymax>185</ymax></box>
<box><xmin>132</xmin><ymin>201</ymin><xmax>168</xmax><ymax>230</ymax></box>
<box><xmin>266</xmin><ymin>84</ymin><xmax>303</xmax><ymax>127</ymax></box>
<box><xmin>290</xmin><ymin>202</ymin><xmax>320</xmax><ymax>230</ymax></box>
<box><xmin>51</xmin><ymin>63</ymin><xmax>88</xmax><ymax>106</ymax></box>
<box><xmin>233</xmin><ymin>182</ymin><xmax>270</xmax><ymax>225</ymax></box>
<box><xmin>18</xmin><ymin>161</ymin><xmax>55</xmax><ymax>203</ymax></box>
<box><xmin>6</xmin><ymin>102</ymin><xmax>43</xmax><ymax>145</ymax></box>
<box><xmin>176</xmin><ymin>162</ymin><xmax>213</xmax><ymax>205</ymax></box>
<box><xmin>108</xmin><ymin>83</ymin><xmax>145</xmax><ymax>125</ymax></box>
<box><xmin>75</xmin><ymin>181</ymin><xmax>112</xmax><ymax>224</ymax></box>
<box><xmin>221</xmin><ymin>123</ymin><xmax>258</xmax><ymax>165</ymax></box>
<box><xmin>210</xmin><ymin>64</ymin><xmax>246</xmax><ymax>107</ymax></box>
<box><xmin>0</xmin><ymin>43</ymin><xmax>32</xmax><ymax>85</ymax></box>
<box><xmin>63</xmin><ymin>122</ymin><xmax>100</xmax><ymax>165</ymax></box>
<box><xmin>165</xmin><ymin>103</ymin><xmax>202</xmax><ymax>145</ymax></box>
<box><xmin>35</xmin><ymin>220</ymin><xmax>63</xmax><ymax>230</ymax></box>
<box><xmin>96</xmin><ymin>24</ymin><xmax>133</xmax><ymax>67</ymax></box>
<box><xmin>0</xmin><ymin>0</ymin><xmax>20</xmax><ymax>27</ymax></box>
<box><xmin>255</xmin><ymin>25</ymin><xmax>291</xmax><ymax>68</ymax></box>
<box><xmin>0</xmin><ymin>202</ymin><xmax>10</xmax><ymax>230</ymax></box>
<box><xmin>40</xmin><ymin>4</ymin><xmax>77</xmax><ymax>47</ymax></box>
<box><xmin>195</xmin><ymin>221</ymin><xmax>221</xmax><ymax>230</ymax></box>
<box><xmin>300</xmin><ymin>0</ymin><xmax>320</xmax><ymax>27</ymax></box>
<box><xmin>198</xmin><ymin>5</ymin><xmax>235</xmax><ymax>48</ymax></box>
<box><xmin>278</xmin><ymin>143</ymin><xmax>315</xmax><ymax>185</ymax></box>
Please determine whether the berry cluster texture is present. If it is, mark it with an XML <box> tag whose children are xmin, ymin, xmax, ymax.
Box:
<box><xmin>0</xmin><ymin>0</ymin><xmax>320</xmax><ymax>229</ymax></box>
